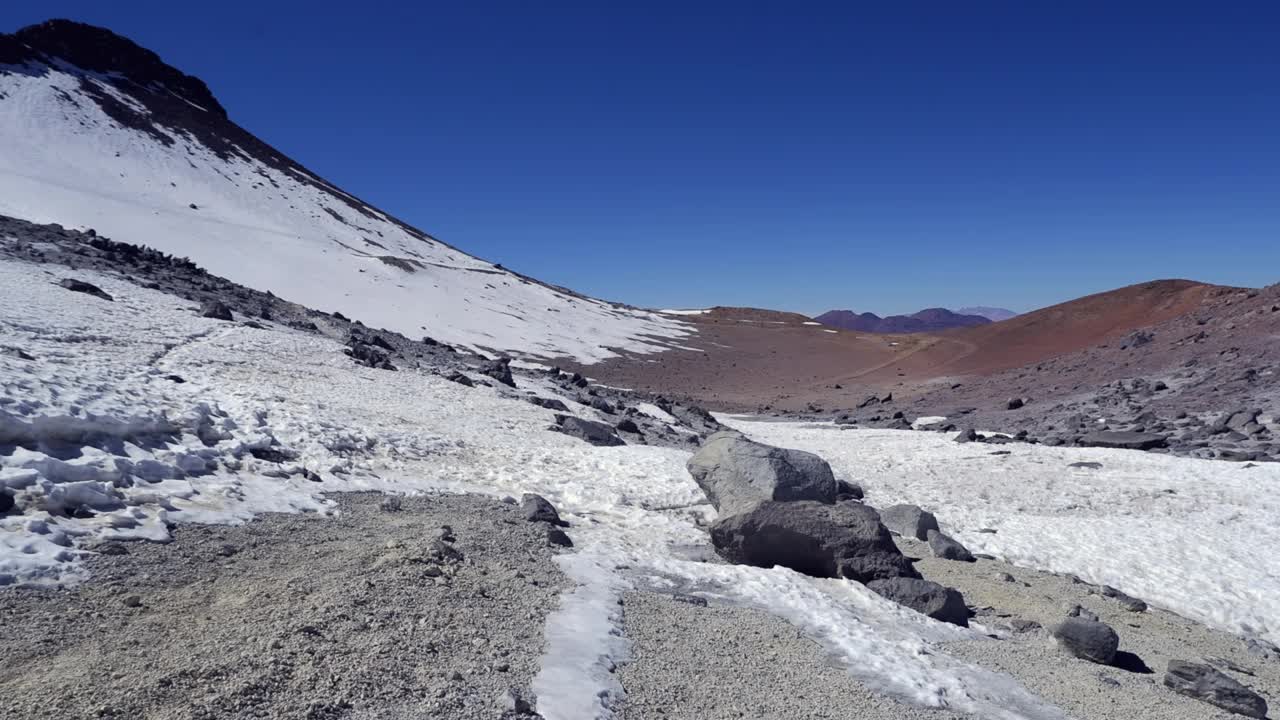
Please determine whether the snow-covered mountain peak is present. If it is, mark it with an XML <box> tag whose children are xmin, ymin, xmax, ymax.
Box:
<box><xmin>0</xmin><ymin>20</ymin><xmax>691</xmax><ymax>363</ymax></box>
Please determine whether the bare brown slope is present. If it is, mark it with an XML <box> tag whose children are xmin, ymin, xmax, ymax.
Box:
<box><xmin>926</xmin><ymin>279</ymin><xmax>1219</xmax><ymax>375</ymax></box>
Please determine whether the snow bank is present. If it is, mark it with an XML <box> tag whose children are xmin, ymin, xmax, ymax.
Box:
<box><xmin>724</xmin><ymin>417</ymin><xmax>1280</xmax><ymax>646</ymax></box>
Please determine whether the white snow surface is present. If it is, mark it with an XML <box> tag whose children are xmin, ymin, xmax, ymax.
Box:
<box><xmin>0</xmin><ymin>62</ymin><xmax>691</xmax><ymax>363</ymax></box>
<box><xmin>1</xmin><ymin>256</ymin><xmax>1073</xmax><ymax>719</ymax></box>
<box><xmin>725</xmin><ymin>417</ymin><xmax>1280</xmax><ymax>647</ymax></box>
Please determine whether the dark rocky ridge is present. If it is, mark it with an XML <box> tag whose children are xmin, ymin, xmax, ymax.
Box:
<box><xmin>816</xmin><ymin>307</ymin><xmax>992</xmax><ymax>334</ymax></box>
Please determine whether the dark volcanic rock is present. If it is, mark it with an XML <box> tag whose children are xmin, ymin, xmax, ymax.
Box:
<box><xmin>198</xmin><ymin>299</ymin><xmax>233</xmax><ymax>321</ymax></box>
<box><xmin>1100</xmin><ymin>585</ymin><xmax>1148</xmax><ymax>612</ymax></box>
<box><xmin>954</xmin><ymin>428</ymin><xmax>978</xmax><ymax>443</ymax></box>
<box><xmin>553</xmin><ymin>414</ymin><xmax>624</xmax><ymax>447</ymax></box>
<box><xmin>527</xmin><ymin>395</ymin><xmax>568</xmax><ymax>412</ymax></box>
<box><xmin>521</xmin><ymin>493</ymin><xmax>568</xmax><ymax>527</ymax></box>
<box><xmin>1163</xmin><ymin>660</ymin><xmax>1268</xmax><ymax>718</ymax></box>
<box><xmin>58</xmin><ymin>278</ymin><xmax>113</xmax><ymax>301</ymax></box>
<box><xmin>480</xmin><ymin>357</ymin><xmax>516</xmax><ymax>388</ymax></box>
<box><xmin>879</xmin><ymin>504</ymin><xmax>940</xmax><ymax>541</ymax></box>
<box><xmin>1051</xmin><ymin>617</ymin><xmax>1120</xmax><ymax>664</ymax></box>
<box><xmin>927</xmin><ymin>530</ymin><xmax>975</xmax><ymax>562</ymax></box>
<box><xmin>445</xmin><ymin>371</ymin><xmax>474</xmax><ymax>387</ymax></box>
<box><xmin>1077</xmin><ymin>431</ymin><xmax>1167</xmax><ymax>451</ymax></box>
<box><xmin>709</xmin><ymin>500</ymin><xmax>918</xmax><ymax>583</ymax></box>
<box><xmin>686</xmin><ymin>431</ymin><xmax>837</xmax><ymax>517</ymax></box>
<box><xmin>866</xmin><ymin>577</ymin><xmax>969</xmax><ymax>627</ymax></box>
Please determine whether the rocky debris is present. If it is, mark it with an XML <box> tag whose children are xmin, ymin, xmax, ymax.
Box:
<box><xmin>953</xmin><ymin>428</ymin><xmax>978</xmax><ymax>443</ymax></box>
<box><xmin>1067</xmin><ymin>604</ymin><xmax>1100</xmax><ymax>622</ymax></box>
<box><xmin>343</xmin><ymin>335</ymin><xmax>396</xmax><ymax>371</ymax></box>
<box><xmin>880</xmin><ymin>504</ymin><xmax>940</xmax><ymax>541</ymax></box>
<box><xmin>496</xmin><ymin>687</ymin><xmax>540</xmax><ymax>718</ymax></box>
<box><xmin>545</xmin><ymin>527</ymin><xmax>573</xmax><ymax>547</ymax></box>
<box><xmin>445</xmin><ymin>371</ymin><xmax>475</xmax><ymax>387</ymax></box>
<box><xmin>1119</xmin><ymin>330</ymin><xmax>1154</xmax><ymax>349</ymax></box>
<box><xmin>709</xmin><ymin>500</ymin><xmax>918</xmax><ymax>583</ymax></box>
<box><xmin>926</xmin><ymin>530</ymin><xmax>975</xmax><ymax>562</ymax></box>
<box><xmin>521</xmin><ymin>493</ymin><xmax>568</xmax><ymax>527</ymax></box>
<box><xmin>1068</xmin><ymin>461</ymin><xmax>1104</xmax><ymax>470</ymax></box>
<box><xmin>865</xmin><ymin>577</ymin><xmax>969</xmax><ymax>627</ymax></box>
<box><xmin>198</xmin><ymin>299</ymin><xmax>233</xmax><ymax>321</ymax></box>
<box><xmin>527</xmin><ymin>395</ymin><xmax>569</xmax><ymax>412</ymax></box>
<box><xmin>1247</xmin><ymin>638</ymin><xmax>1280</xmax><ymax>662</ymax></box>
<box><xmin>1076</xmin><ymin>430</ymin><xmax>1167</xmax><ymax>451</ymax></box>
<box><xmin>1051</xmin><ymin>617</ymin><xmax>1120</xmax><ymax>664</ymax></box>
<box><xmin>686</xmin><ymin>431</ymin><xmax>836</xmax><ymax>517</ymax></box>
<box><xmin>1099</xmin><ymin>585</ymin><xmax>1148</xmax><ymax>612</ymax></box>
<box><xmin>480</xmin><ymin>357</ymin><xmax>516</xmax><ymax>388</ymax></box>
<box><xmin>1006</xmin><ymin>397</ymin><xmax>1025</xmax><ymax>410</ymax></box>
<box><xmin>590</xmin><ymin>396</ymin><xmax>616</xmax><ymax>414</ymax></box>
<box><xmin>835</xmin><ymin>479</ymin><xmax>864</xmax><ymax>501</ymax></box>
<box><xmin>1163</xmin><ymin>660</ymin><xmax>1268</xmax><ymax>718</ymax></box>
<box><xmin>57</xmin><ymin>277</ymin><xmax>113</xmax><ymax>301</ymax></box>
<box><xmin>552</xmin><ymin>414</ymin><xmax>624</xmax><ymax>447</ymax></box>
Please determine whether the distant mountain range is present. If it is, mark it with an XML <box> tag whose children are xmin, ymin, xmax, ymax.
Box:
<box><xmin>814</xmin><ymin>307</ymin><xmax>1007</xmax><ymax>333</ymax></box>
<box><xmin>956</xmin><ymin>306</ymin><xmax>1019</xmax><ymax>322</ymax></box>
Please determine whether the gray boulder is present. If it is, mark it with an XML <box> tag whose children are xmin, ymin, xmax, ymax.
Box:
<box><xmin>521</xmin><ymin>493</ymin><xmax>568</xmax><ymax>527</ymax></box>
<box><xmin>953</xmin><ymin>428</ymin><xmax>978</xmax><ymax>443</ymax></box>
<box><xmin>686</xmin><ymin>432</ymin><xmax>837</xmax><ymax>517</ymax></box>
<box><xmin>58</xmin><ymin>278</ymin><xmax>113</xmax><ymax>301</ymax></box>
<box><xmin>709</xmin><ymin>500</ymin><xmax>918</xmax><ymax>583</ymax></box>
<box><xmin>1067</xmin><ymin>604</ymin><xmax>1100</xmax><ymax>622</ymax></box>
<box><xmin>1163</xmin><ymin>660</ymin><xmax>1267</xmax><ymax>718</ymax></box>
<box><xmin>1077</xmin><ymin>431</ymin><xmax>1168</xmax><ymax>451</ymax></box>
<box><xmin>880</xmin><ymin>504</ymin><xmax>940</xmax><ymax>541</ymax></box>
<box><xmin>866</xmin><ymin>577</ymin><xmax>969</xmax><ymax>627</ymax></box>
<box><xmin>835</xmin><ymin>479</ymin><xmax>864</xmax><ymax>501</ymax></box>
<box><xmin>1051</xmin><ymin>617</ymin><xmax>1120</xmax><ymax>664</ymax></box>
<box><xmin>480</xmin><ymin>357</ymin><xmax>516</xmax><ymax>388</ymax></box>
<box><xmin>527</xmin><ymin>395</ymin><xmax>569</xmax><ymax>412</ymax></box>
<box><xmin>553</xmin><ymin>414</ymin><xmax>625</xmax><ymax>447</ymax></box>
<box><xmin>1100</xmin><ymin>585</ymin><xmax>1148</xmax><ymax>612</ymax></box>
<box><xmin>927</xmin><ymin>529</ymin><xmax>975</xmax><ymax>562</ymax></box>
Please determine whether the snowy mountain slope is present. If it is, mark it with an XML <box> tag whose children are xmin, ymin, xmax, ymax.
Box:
<box><xmin>0</xmin><ymin>20</ymin><xmax>690</xmax><ymax>363</ymax></box>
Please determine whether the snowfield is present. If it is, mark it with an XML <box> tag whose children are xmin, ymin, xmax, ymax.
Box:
<box><xmin>728</xmin><ymin>418</ymin><xmax>1280</xmax><ymax>648</ymax></box>
<box><xmin>0</xmin><ymin>62</ymin><xmax>692</xmax><ymax>363</ymax></box>
<box><xmin>3</xmin><ymin>254</ymin><xmax>1278</xmax><ymax>718</ymax></box>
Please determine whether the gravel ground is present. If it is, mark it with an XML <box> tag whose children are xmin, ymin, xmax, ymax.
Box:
<box><xmin>616</xmin><ymin>591</ymin><xmax>965</xmax><ymax>720</ymax></box>
<box><xmin>905</xmin><ymin>536</ymin><xmax>1280</xmax><ymax>720</ymax></box>
<box><xmin>0</xmin><ymin>493</ymin><xmax>566</xmax><ymax>720</ymax></box>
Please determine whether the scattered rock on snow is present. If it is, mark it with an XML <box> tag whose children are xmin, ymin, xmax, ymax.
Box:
<box><xmin>1100</xmin><ymin>585</ymin><xmax>1148</xmax><ymax>612</ymax></box>
<box><xmin>953</xmin><ymin>428</ymin><xmax>978</xmax><ymax>443</ymax></box>
<box><xmin>58</xmin><ymin>277</ymin><xmax>113</xmax><ymax>301</ymax></box>
<box><xmin>709</xmin><ymin>500</ymin><xmax>918</xmax><ymax>583</ymax></box>
<box><xmin>521</xmin><ymin>493</ymin><xmax>568</xmax><ymax>527</ymax></box>
<box><xmin>1163</xmin><ymin>660</ymin><xmax>1268</xmax><ymax>718</ymax></box>
<box><xmin>480</xmin><ymin>357</ymin><xmax>516</xmax><ymax>388</ymax></box>
<box><xmin>445</xmin><ymin>371</ymin><xmax>474</xmax><ymax>387</ymax></box>
<box><xmin>546</xmin><ymin>527</ymin><xmax>573</xmax><ymax>548</ymax></box>
<box><xmin>1077</xmin><ymin>430</ymin><xmax>1168</xmax><ymax>451</ymax></box>
<box><xmin>880</xmin><ymin>504</ymin><xmax>940</xmax><ymax>541</ymax></box>
<box><xmin>553</xmin><ymin>414</ymin><xmax>625</xmax><ymax>447</ymax></box>
<box><xmin>866</xmin><ymin>577</ymin><xmax>969</xmax><ymax>627</ymax></box>
<box><xmin>527</xmin><ymin>395</ymin><xmax>568</xmax><ymax>412</ymax></box>
<box><xmin>198</xmin><ymin>299</ymin><xmax>233</xmax><ymax>321</ymax></box>
<box><xmin>1051</xmin><ymin>617</ymin><xmax>1120</xmax><ymax>664</ymax></box>
<box><xmin>927</xmin><ymin>529</ymin><xmax>975</xmax><ymax>562</ymax></box>
<box><xmin>686</xmin><ymin>431</ymin><xmax>837</xmax><ymax>517</ymax></box>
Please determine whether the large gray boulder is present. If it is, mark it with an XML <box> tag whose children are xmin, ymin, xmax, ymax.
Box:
<box><xmin>1077</xmin><ymin>431</ymin><xmax>1167</xmax><ymax>451</ymax></box>
<box><xmin>1163</xmin><ymin>660</ymin><xmax>1268</xmax><ymax>718</ymax></box>
<box><xmin>880</xmin><ymin>504</ymin><xmax>940</xmax><ymax>541</ymax></box>
<box><xmin>687</xmin><ymin>431</ymin><xmax>837</xmax><ymax>517</ymax></box>
<box><xmin>709</xmin><ymin>500</ymin><xmax>918</xmax><ymax>583</ymax></box>
<box><xmin>1051</xmin><ymin>617</ymin><xmax>1120</xmax><ymax>664</ymax></box>
<box><xmin>866</xmin><ymin>577</ymin><xmax>969</xmax><ymax>627</ymax></box>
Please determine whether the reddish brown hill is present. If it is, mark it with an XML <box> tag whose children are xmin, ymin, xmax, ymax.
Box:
<box><xmin>927</xmin><ymin>279</ymin><xmax>1220</xmax><ymax>375</ymax></box>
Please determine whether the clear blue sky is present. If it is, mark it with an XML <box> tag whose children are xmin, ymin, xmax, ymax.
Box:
<box><xmin>6</xmin><ymin>2</ymin><xmax>1279</xmax><ymax>315</ymax></box>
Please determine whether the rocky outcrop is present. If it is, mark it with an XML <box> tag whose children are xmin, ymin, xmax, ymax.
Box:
<box><xmin>1076</xmin><ymin>431</ymin><xmax>1167</xmax><ymax>451</ymax></box>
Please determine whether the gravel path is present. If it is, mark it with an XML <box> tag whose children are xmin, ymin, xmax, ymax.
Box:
<box><xmin>616</xmin><ymin>591</ymin><xmax>964</xmax><ymax>720</ymax></box>
<box><xmin>0</xmin><ymin>493</ymin><xmax>566</xmax><ymax>720</ymax></box>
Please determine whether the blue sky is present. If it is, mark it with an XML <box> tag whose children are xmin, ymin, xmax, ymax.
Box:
<box><xmin>6</xmin><ymin>2</ymin><xmax>1279</xmax><ymax>315</ymax></box>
